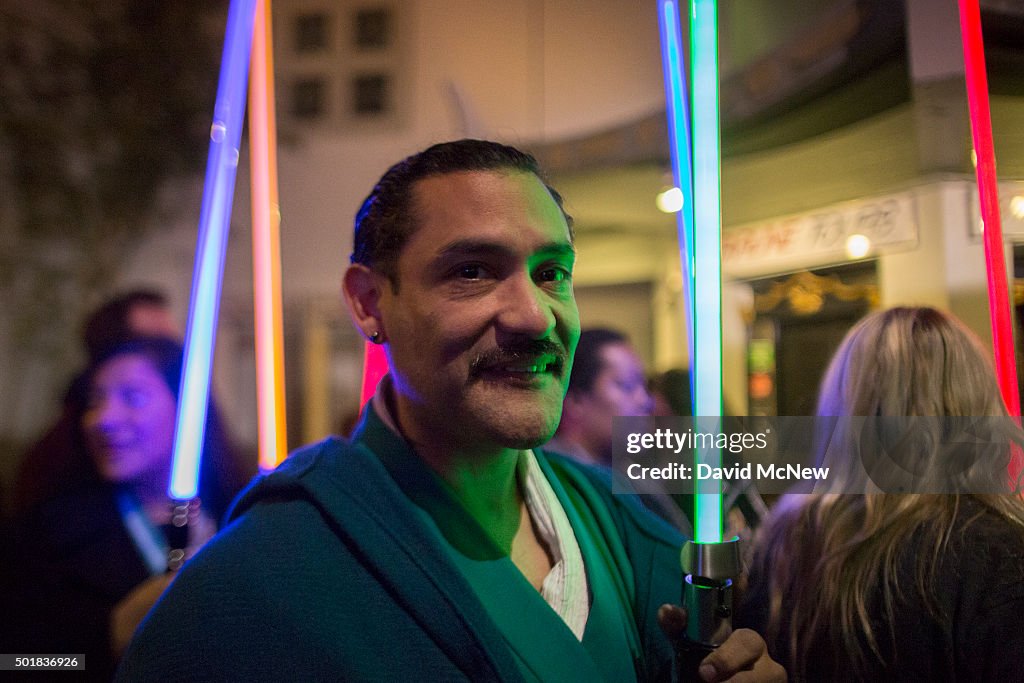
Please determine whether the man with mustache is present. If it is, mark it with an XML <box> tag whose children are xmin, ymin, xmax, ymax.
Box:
<box><xmin>119</xmin><ymin>140</ymin><xmax>782</xmax><ymax>682</ymax></box>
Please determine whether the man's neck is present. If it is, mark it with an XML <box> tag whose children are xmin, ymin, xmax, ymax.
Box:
<box><xmin>418</xmin><ymin>440</ymin><xmax>553</xmax><ymax>586</ymax></box>
<box><xmin>384</xmin><ymin>382</ymin><xmax>525</xmax><ymax>551</ymax></box>
<box><xmin>377</xmin><ymin>381</ymin><xmax>554</xmax><ymax>586</ymax></box>
<box><xmin>429</xmin><ymin>448</ymin><xmax>523</xmax><ymax>551</ymax></box>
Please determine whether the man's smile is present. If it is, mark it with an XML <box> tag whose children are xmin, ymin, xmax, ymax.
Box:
<box><xmin>470</xmin><ymin>345</ymin><xmax>567</xmax><ymax>382</ymax></box>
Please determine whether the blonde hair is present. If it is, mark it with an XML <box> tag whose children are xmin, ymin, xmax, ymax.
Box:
<box><xmin>750</xmin><ymin>307</ymin><xmax>1024</xmax><ymax>680</ymax></box>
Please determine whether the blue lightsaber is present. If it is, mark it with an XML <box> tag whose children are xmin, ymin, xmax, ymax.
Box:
<box><xmin>169</xmin><ymin>0</ymin><xmax>258</xmax><ymax>501</ymax></box>
<box><xmin>658</xmin><ymin>0</ymin><xmax>697</xmax><ymax>374</ymax></box>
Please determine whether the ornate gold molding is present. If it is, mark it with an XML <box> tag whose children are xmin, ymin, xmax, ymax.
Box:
<box><xmin>755</xmin><ymin>270</ymin><xmax>879</xmax><ymax>316</ymax></box>
<box><xmin>1014</xmin><ymin>281</ymin><xmax>1024</xmax><ymax>307</ymax></box>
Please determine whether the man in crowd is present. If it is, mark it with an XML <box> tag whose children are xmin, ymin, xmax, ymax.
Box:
<box><xmin>548</xmin><ymin>327</ymin><xmax>691</xmax><ymax>532</ymax></box>
<box><xmin>549</xmin><ymin>327</ymin><xmax>656</xmax><ymax>469</ymax></box>
<box><xmin>119</xmin><ymin>140</ymin><xmax>783</xmax><ymax>681</ymax></box>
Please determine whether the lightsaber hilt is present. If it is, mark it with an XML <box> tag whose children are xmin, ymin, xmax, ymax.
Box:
<box><xmin>675</xmin><ymin>537</ymin><xmax>741</xmax><ymax>682</ymax></box>
<box><xmin>164</xmin><ymin>498</ymin><xmax>200</xmax><ymax>571</ymax></box>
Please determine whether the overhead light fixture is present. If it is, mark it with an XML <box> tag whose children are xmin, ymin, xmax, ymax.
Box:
<box><xmin>1011</xmin><ymin>195</ymin><xmax>1024</xmax><ymax>220</ymax></box>
<box><xmin>656</xmin><ymin>186</ymin><xmax>684</xmax><ymax>213</ymax></box>
<box><xmin>845</xmin><ymin>233</ymin><xmax>871</xmax><ymax>259</ymax></box>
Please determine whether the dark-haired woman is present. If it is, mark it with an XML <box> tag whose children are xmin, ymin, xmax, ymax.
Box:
<box><xmin>3</xmin><ymin>337</ymin><xmax>250</xmax><ymax>681</ymax></box>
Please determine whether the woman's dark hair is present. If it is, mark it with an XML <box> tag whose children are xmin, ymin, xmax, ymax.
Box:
<box><xmin>82</xmin><ymin>289</ymin><xmax>169</xmax><ymax>360</ymax></box>
<box><xmin>82</xmin><ymin>336</ymin><xmax>249</xmax><ymax>521</ymax></box>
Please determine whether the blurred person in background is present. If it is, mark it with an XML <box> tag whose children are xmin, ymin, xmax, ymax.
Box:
<box><xmin>649</xmin><ymin>367</ymin><xmax>692</xmax><ymax>417</ymax></box>
<box><xmin>2</xmin><ymin>336</ymin><xmax>250</xmax><ymax>681</ymax></box>
<box><xmin>13</xmin><ymin>289</ymin><xmax>181</xmax><ymax>513</ymax></box>
<box><xmin>737</xmin><ymin>306</ymin><xmax>1024</xmax><ymax>681</ymax></box>
<box><xmin>548</xmin><ymin>327</ymin><xmax>691</xmax><ymax>532</ymax></box>
<box><xmin>548</xmin><ymin>328</ymin><xmax>654</xmax><ymax>467</ymax></box>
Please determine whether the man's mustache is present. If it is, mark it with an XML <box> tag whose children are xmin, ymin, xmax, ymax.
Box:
<box><xmin>469</xmin><ymin>339</ymin><xmax>568</xmax><ymax>378</ymax></box>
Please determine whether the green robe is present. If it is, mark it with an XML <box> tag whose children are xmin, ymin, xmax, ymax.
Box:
<box><xmin>118</xmin><ymin>406</ymin><xmax>685</xmax><ymax>682</ymax></box>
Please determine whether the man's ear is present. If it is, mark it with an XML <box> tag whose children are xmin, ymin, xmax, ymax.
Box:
<box><xmin>342</xmin><ymin>264</ymin><xmax>387</xmax><ymax>342</ymax></box>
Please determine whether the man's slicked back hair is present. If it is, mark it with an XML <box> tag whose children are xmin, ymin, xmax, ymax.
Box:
<box><xmin>350</xmin><ymin>139</ymin><xmax>573</xmax><ymax>287</ymax></box>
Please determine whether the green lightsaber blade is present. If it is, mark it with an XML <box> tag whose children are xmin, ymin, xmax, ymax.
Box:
<box><xmin>690</xmin><ymin>0</ymin><xmax>723</xmax><ymax>543</ymax></box>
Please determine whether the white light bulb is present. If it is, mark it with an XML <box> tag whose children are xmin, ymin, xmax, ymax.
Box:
<box><xmin>845</xmin><ymin>233</ymin><xmax>871</xmax><ymax>259</ymax></box>
<box><xmin>656</xmin><ymin>187</ymin><xmax>684</xmax><ymax>214</ymax></box>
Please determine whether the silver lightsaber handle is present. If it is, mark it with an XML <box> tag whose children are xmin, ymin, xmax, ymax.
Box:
<box><xmin>675</xmin><ymin>537</ymin><xmax>741</xmax><ymax>681</ymax></box>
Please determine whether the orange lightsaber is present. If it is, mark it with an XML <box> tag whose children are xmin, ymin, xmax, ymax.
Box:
<box><xmin>249</xmin><ymin>0</ymin><xmax>288</xmax><ymax>471</ymax></box>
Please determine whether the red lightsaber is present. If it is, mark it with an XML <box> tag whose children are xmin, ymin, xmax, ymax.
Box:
<box><xmin>958</xmin><ymin>0</ymin><xmax>1022</xmax><ymax>484</ymax></box>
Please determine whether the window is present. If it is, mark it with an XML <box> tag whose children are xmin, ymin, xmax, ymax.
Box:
<box><xmin>352</xmin><ymin>73</ymin><xmax>389</xmax><ymax>115</ymax></box>
<box><xmin>278</xmin><ymin>4</ymin><xmax>405</xmax><ymax>132</ymax></box>
<box><xmin>293</xmin><ymin>77</ymin><xmax>326</xmax><ymax>118</ymax></box>
<box><xmin>295</xmin><ymin>13</ymin><xmax>329</xmax><ymax>52</ymax></box>
<box><xmin>354</xmin><ymin>8</ymin><xmax>390</xmax><ymax>49</ymax></box>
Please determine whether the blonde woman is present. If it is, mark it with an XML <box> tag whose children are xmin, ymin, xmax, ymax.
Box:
<box><xmin>737</xmin><ymin>307</ymin><xmax>1024</xmax><ymax>681</ymax></box>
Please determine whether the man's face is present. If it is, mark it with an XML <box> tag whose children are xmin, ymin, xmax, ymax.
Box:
<box><xmin>575</xmin><ymin>342</ymin><xmax>654</xmax><ymax>458</ymax></box>
<box><xmin>379</xmin><ymin>170</ymin><xmax>579</xmax><ymax>453</ymax></box>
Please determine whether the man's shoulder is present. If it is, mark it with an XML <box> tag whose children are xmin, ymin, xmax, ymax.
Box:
<box><xmin>255</xmin><ymin>434</ymin><xmax>352</xmax><ymax>483</ymax></box>
<box><xmin>225</xmin><ymin>436</ymin><xmax>365</xmax><ymax>519</ymax></box>
<box><xmin>210</xmin><ymin>433</ymin><xmax>437</xmax><ymax>565</ymax></box>
<box><xmin>117</xmin><ymin>438</ymin><xmax>390</xmax><ymax>680</ymax></box>
<box><xmin>189</xmin><ymin>436</ymin><xmax>384</xmax><ymax>569</ymax></box>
